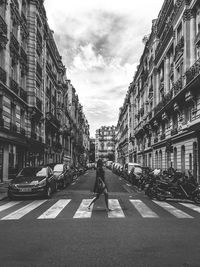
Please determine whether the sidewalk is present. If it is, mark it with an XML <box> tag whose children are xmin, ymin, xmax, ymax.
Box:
<box><xmin>0</xmin><ymin>181</ymin><xmax>9</xmax><ymax>201</ymax></box>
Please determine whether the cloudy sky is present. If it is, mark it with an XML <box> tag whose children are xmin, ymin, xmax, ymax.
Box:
<box><xmin>44</xmin><ymin>0</ymin><xmax>164</xmax><ymax>137</ymax></box>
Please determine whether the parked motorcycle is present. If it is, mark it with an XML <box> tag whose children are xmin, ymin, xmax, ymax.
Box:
<box><xmin>147</xmin><ymin>172</ymin><xmax>200</xmax><ymax>204</ymax></box>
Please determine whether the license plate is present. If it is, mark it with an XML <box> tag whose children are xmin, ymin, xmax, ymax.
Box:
<box><xmin>20</xmin><ymin>188</ymin><xmax>32</xmax><ymax>192</ymax></box>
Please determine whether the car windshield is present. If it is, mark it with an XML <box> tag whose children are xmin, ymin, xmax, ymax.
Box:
<box><xmin>54</xmin><ymin>165</ymin><xmax>63</xmax><ymax>172</ymax></box>
<box><xmin>18</xmin><ymin>167</ymin><xmax>47</xmax><ymax>177</ymax></box>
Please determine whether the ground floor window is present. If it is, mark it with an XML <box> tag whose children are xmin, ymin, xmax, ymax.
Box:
<box><xmin>174</xmin><ymin>147</ymin><xmax>177</xmax><ymax>170</ymax></box>
<box><xmin>181</xmin><ymin>145</ymin><xmax>185</xmax><ymax>172</ymax></box>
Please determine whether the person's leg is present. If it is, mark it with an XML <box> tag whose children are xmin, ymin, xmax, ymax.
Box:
<box><xmin>88</xmin><ymin>194</ymin><xmax>100</xmax><ymax>209</ymax></box>
<box><xmin>104</xmin><ymin>189</ymin><xmax>112</xmax><ymax>211</ymax></box>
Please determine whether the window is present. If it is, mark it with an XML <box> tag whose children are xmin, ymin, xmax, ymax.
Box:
<box><xmin>174</xmin><ymin>148</ymin><xmax>177</xmax><ymax>170</ymax></box>
<box><xmin>11</xmin><ymin>59</ymin><xmax>18</xmax><ymax>81</ymax></box>
<box><xmin>184</xmin><ymin>105</ymin><xmax>192</xmax><ymax>124</ymax></box>
<box><xmin>172</xmin><ymin>112</ymin><xmax>178</xmax><ymax>129</ymax></box>
<box><xmin>189</xmin><ymin>153</ymin><xmax>192</xmax><ymax>171</ymax></box>
<box><xmin>181</xmin><ymin>145</ymin><xmax>185</xmax><ymax>172</ymax></box>
<box><xmin>0</xmin><ymin>48</ymin><xmax>5</xmax><ymax>68</ymax></box>
<box><xmin>159</xmin><ymin>150</ymin><xmax>162</xmax><ymax>169</ymax></box>
<box><xmin>11</xmin><ymin>103</ymin><xmax>16</xmax><ymax>124</ymax></box>
<box><xmin>20</xmin><ymin>109</ymin><xmax>25</xmax><ymax>128</ymax></box>
<box><xmin>0</xmin><ymin>1</ymin><xmax>6</xmax><ymax>18</ymax></box>
<box><xmin>177</xmin><ymin>22</ymin><xmax>182</xmax><ymax>43</ymax></box>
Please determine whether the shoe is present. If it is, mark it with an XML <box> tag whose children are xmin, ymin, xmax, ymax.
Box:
<box><xmin>106</xmin><ymin>208</ymin><xmax>113</xmax><ymax>212</ymax></box>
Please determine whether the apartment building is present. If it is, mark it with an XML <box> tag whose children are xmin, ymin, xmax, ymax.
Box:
<box><xmin>95</xmin><ymin>126</ymin><xmax>116</xmax><ymax>162</ymax></box>
<box><xmin>0</xmin><ymin>0</ymin><xmax>90</xmax><ymax>181</ymax></box>
<box><xmin>116</xmin><ymin>0</ymin><xmax>200</xmax><ymax>181</ymax></box>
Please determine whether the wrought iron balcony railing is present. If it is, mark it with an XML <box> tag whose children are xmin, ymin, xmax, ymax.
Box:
<box><xmin>185</xmin><ymin>58</ymin><xmax>200</xmax><ymax>85</ymax></box>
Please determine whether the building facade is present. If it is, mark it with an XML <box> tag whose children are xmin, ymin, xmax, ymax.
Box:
<box><xmin>116</xmin><ymin>0</ymin><xmax>200</xmax><ymax>181</ymax></box>
<box><xmin>0</xmin><ymin>0</ymin><xmax>90</xmax><ymax>181</ymax></box>
<box><xmin>95</xmin><ymin>126</ymin><xmax>116</xmax><ymax>162</ymax></box>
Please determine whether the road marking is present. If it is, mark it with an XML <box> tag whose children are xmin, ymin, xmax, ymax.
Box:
<box><xmin>1</xmin><ymin>200</ymin><xmax>47</xmax><ymax>220</ymax></box>
<box><xmin>153</xmin><ymin>201</ymin><xmax>193</xmax><ymax>218</ymax></box>
<box><xmin>108</xmin><ymin>199</ymin><xmax>125</xmax><ymax>218</ymax></box>
<box><xmin>0</xmin><ymin>201</ymin><xmax>21</xmax><ymax>212</ymax></box>
<box><xmin>73</xmin><ymin>199</ymin><xmax>93</xmax><ymax>218</ymax></box>
<box><xmin>180</xmin><ymin>203</ymin><xmax>200</xmax><ymax>214</ymax></box>
<box><xmin>38</xmin><ymin>199</ymin><xmax>71</xmax><ymax>219</ymax></box>
<box><xmin>130</xmin><ymin>200</ymin><xmax>159</xmax><ymax>218</ymax></box>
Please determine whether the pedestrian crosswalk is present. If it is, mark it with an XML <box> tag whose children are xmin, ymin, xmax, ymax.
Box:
<box><xmin>0</xmin><ymin>198</ymin><xmax>200</xmax><ymax>221</ymax></box>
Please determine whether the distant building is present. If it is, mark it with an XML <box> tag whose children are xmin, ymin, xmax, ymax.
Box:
<box><xmin>95</xmin><ymin>126</ymin><xmax>116</xmax><ymax>162</ymax></box>
<box><xmin>89</xmin><ymin>138</ymin><xmax>95</xmax><ymax>163</ymax></box>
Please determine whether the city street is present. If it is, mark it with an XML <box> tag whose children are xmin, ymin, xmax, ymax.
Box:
<box><xmin>0</xmin><ymin>169</ymin><xmax>200</xmax><ymax>267</ymax></box>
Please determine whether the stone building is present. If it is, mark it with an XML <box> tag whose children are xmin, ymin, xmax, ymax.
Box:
<box><xmin>116</xmin><ymin>0</ymin><xmax>200</xmax><ymax>181</ymax></box>
<box><xmin>0</xmin><ymin>0</ymin><xmax>90</xmax><ymax>181</ymax></box>
<box><xmin>95</xmin><ymin>126</ymin><xmax>116</xmax><ymax>162</ymax></box>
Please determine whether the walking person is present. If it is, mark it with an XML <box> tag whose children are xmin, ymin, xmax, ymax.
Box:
<box><xmin>88</xmin><ymin>159</ymin><xmax>111</xmax><ymax>212</ymax></box>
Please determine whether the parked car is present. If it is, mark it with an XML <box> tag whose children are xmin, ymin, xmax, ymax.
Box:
<box><xmin>53</xmin><ymin>164</ymin><xmax>72</xmax><ymax>189</ymax></box>
<box><xmin>7</xmin><ymin>166</ymin><xmax>57</xmax><ymax>199</ymax></box>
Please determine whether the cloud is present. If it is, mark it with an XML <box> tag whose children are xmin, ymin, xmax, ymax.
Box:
<box><xmin>44</xmin><ymin>0</ymin><xmax>164</xmax><ymax>136</ymax></box>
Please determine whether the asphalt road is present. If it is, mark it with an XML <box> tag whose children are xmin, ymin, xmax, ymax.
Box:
<box><xmin>0</xmin><ymin>169</ymin><xmax>200</xmax><ymax>267</ymax></box>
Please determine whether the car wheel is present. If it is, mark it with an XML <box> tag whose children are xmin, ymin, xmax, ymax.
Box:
<box><xmin>46</xmin><ymin>186</ymin><xmax>52</xmax><ymax>199</ymax></box>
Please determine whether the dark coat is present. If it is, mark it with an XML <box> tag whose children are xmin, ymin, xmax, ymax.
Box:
<box><xmin>93</xmin><ymin>167</ymin><xmax>108</xmax><ymax>193</ymax></box>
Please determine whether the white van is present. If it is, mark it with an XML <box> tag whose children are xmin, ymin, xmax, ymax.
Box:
<box><xmin>124</xmin><ymin>163</ymin><xmax>142</xmax><ymax>175</ymax></box>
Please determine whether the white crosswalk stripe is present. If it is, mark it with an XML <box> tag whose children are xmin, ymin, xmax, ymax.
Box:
<box><xmin>0</xmin><ymin>201</ymin><xmax>21</xmax><ymax>212</ymax></box>
<box><xmin>108</xmin><ymin>199</ymin><xmax>125</xmax><ymax>218</ymax></box>
<box><xmin>1</xmin><ymin>200</ymin><xmax>47</xmax><ymax>220</ymax></box>
<box><xmin>130</xmin><ymin>200</ymin><xmax>159</xmax><ymax>218</ymax></box>
<box><xmin>153</xmin><ymin>201</ymin><xmax>193</xmax><ymax>218</ymax></box>
<box><xmin>0</xmin><ymin>199</ymin><xmax>199</xmax><ymax>220</ymax></box>
<box><xmin>73</xmin><ymin>199</ymin><xmax>94</xmax><ymax>218</ymax></box>
<box><xmin>180</xmin><ymin>203</ymin><xmax>200</xmax><ymax>214</ymax></box>
<box><xmin>38</xmin><ymin>199</ymin><xmax>71</xmax><ymax>219</ymax></box>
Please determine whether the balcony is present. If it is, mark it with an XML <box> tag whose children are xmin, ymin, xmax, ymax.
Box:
<box><xmin>171</xmin><ymin>128</ymin><xmax>178</xmax><ymax>136</ymax></box>
<box><xmin>173</xmin><ymin>77</ymin><xmax>183</xmax><ymax>96</ymax></box>
<box><xmin>185</xmin><ymin>58</ymin><xmax>200</xmax><ymax>85</ymax></box>
<box><xmin>0</xmin><ymin>66</ymin><xmax>6</xmax><ymax>84</ymax></box>
<box><xmin>10</xmin><ymin>122</ymin><xmax>17</xmax><ymax>132</ymax></box>
<box><xmin>46</xmin><ymin>112</ymin><xmax>60</xmax><ymax>129</ymax></box>
<box><xmin>10</xmin><ymin>77</ymin><xmax>19</xmax><ymax>95</ymax></box>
